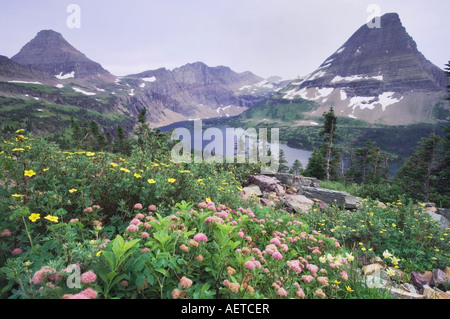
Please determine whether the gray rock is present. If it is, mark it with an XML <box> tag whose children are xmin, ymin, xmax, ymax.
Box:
<box><xmin>241</xmin><ymin>185</ymin><xmax>262</xmax><ymax>197</ymax></box>
<box><xmin>300</xmin><ymin>186</ymin><xmax>361</xmax><ymax>209</ymax></box>
<box><xmin>437</xmin><ymin>208</ymin><xmax>450</xmax><ymax>221</ymax></box>
<box><xmin>248</xmin><ymin>175</ymin><xmax>281</xmax><ymax>193</ymax></box>
<box><xmin>282</xmin><ymin>194</ymin><xmax>314</xmax><ymax>213</ymax></box>
<box><xmin>425</xmin><ymin>210</ymin><xmax>450</xmax><ymax>229</ymax></box>
<box><xmin>269</xmin><ymin>173</ymin><xmax>320</xmax><ymax>189</ymax></box>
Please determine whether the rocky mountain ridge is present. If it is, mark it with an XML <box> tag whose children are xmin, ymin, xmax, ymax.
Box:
<box><xmin>277</xmin><ymin>13</ymin><xmax>449</xmax><ymax>125</ymax></box>
<box><xmin>0</xmin><ymin>30</ymin><xmax>285</xmax><ymax>131</ymax></box>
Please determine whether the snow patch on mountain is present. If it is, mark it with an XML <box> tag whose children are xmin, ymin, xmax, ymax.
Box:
<box><xmin>55</xmin><ymin>71</ymin><xmax>75</xmax><ymax>80</ymax></box>
<box><xmin>73</xmin><ymin>87</ymin><xmax>96</xmax><ymax>96</ymax></box>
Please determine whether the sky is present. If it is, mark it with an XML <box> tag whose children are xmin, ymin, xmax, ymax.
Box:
<box><xmin>0</xmin><ymin>0</ymin><xmax>448</xmax><ymax>80</ymax></box>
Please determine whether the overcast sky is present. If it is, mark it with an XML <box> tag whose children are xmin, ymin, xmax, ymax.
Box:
<box><xmin>0</xmin><ymin>0</ymin><xmax>448</xmax><ymax>79</ymax></box>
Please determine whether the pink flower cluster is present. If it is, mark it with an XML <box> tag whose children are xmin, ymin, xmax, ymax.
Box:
<box><xmin>0</xmin><ymin>229</ymin><xmax>11</xmax><ymax>237</ymax></box>
<box><xmin>64</xmin><ymin>288</ymin><xmax>98</xmax><ymax>299</ymax></box>
<box><xmin>193</xmin><ymin>233</ymin><xmax>208</xmax><ymax>242</ymax></box>
<box><xmin>81</xmin><ymin>271</ymin><xmax>97</xmax><ymax>284</ymax></box>
<box><xmin>32</xmin><ymin>266</ymin><xmax>57</xmax><ymax>284</ymax></box>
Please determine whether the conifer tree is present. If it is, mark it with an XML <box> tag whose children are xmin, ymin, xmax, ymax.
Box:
<box><xmin>289</xmin><ymin>159</ymin><xmax>303</xmax><ymax>175</ymax></box>
<box><xmin>320</xmin><ymin>107</ymin><xmax>340</xmax><ymax>180</ymax></box>
<box><xmin>278</xmin><ymin>149</ymin><xmax>289</xmax><ymax>173</ymax></box>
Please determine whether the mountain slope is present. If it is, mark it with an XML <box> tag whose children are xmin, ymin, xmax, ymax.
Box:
<box><xmin>274</xmin><ymin>13</ymin><xmax>449</xmax><ymax>125</ymax></box>
<box><xmin>11</xmin><ymin>30</ymin><xmax>114</xmax><ymax>82</ymax></box>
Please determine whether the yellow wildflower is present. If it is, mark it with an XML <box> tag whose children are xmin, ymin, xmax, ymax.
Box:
<box><xmin>86</xmin><ymin>152</ymin><xmax>95</xmax><ymax>157</ymax></box>
<box><xmin>11</xmin><ymin>194</ymin><xmax>24</xmax><ymax>198</ymax></box>
<box><xmin>12</xmin><ymin>148</ymin><xmax>25</xmax><ymax>152</ymax></box>
<box><xmin>346</xmin><ymin>286</ymin><xmax>354</xmax><ymax>293</ymax></box>
<box><xmin>24</xmin><ymin>170</ymin><xmax>36</xmax><ymax>177</ymax></box>
<box><xmin>69</xmin><ymin>189</ymin><xmax>78</xmax><ymax>193</ymax></box>
<box><xmin>120</xmin><ymin>168</ymin><xmax>130</xmax><ymax>173</ymax></box>
<box><xmin>147</xmin><ymin>179</ymin><xmax>156</xmax><ymax>184</ymax></box>
<box><xmin>15</xmin><ymin>129</ymin><xmax>25</xmax><ymax>133</ymax></box>
<box><xmin>168</xmin><ymin>178</ymin><xmax>176</xmax><ymax>183</ymax></box>
<box><xmin>44</xmin><ymin>215</ymin><xmax>58</xmax><ymax>223</ymax></box>
<box><xmin>110</xmin><ymin>162</ymin><xmax>118</xmax><ymax>167</ymax></box>
<box><xmin>29</xmin><ymin>213</ymin><xmax>41</xmax><ymax>222</ymax></box>
<box><xmin>134</xmin><ymin>173</ymin><xmax>142</xmax><ymax>178</ymax></box>
<box><xmin>206</xmin><ymin>197</ymin><xmax>211</xmax><ymax>203</ymax></box>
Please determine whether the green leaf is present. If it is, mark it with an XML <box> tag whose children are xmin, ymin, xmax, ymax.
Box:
<box><xmin>155</xmin><ymin>268</ymin><xmax>168</xmax><ymax>277</ymax></box>
<box><xmin>9</xmin><ymin>206</ymin><xmax>30</xmax><ymax>220</ymax></box>
<box><xmin>107</xmin><ymin>271</ymin><xmax>118</xmax><ymax>281</ymax></box>
<box><xmin>135</xmin><ymin>273</ymin><xmax>146</xmax><ymax>287</ymax></box>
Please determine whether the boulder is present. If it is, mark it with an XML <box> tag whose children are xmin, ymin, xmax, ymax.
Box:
<box><xmin>437</xmin><ymin>208</ymin><xmax>450</xmax><ymax>221</ymax></box>
<box><xmin>389</xmin><ymin>287</ymin><xmax>424</xmax><ymax>299</ymax></box>
<box><xmin>365</xmin><ymin>270</ymin><xmax>387</xmax><ymax>289</ymax></box>
<box><xmin>248</xmin><ymin>175</ymin><xmax>281</xmax><ymax>193</ymax></box>
<box><xmin>300</xmin><ymin>186</ymin><xmax>362</xmax><ymax>209</ymax></box>
<box><xmin>269</xmin><ymin>173</ymin><xmax>320</xmax><ymax>189</ymax></box>
<box><xmin>241</xmin><ymin>185</ymin><xmax>262</xmax><ymax>197</ymax></box>
<box><xmin>431</xmin><ymin>269</ymin><xmax>449</xmax><ymax>288</ymax></box>
<box><xmin>411</xmin><ymin>271</ymin><xmax>430</xmax><ymax>288</ymax></box>
<box><xmin>423</xmin><ymin>285</ymin><xmax>450</xmax><ymax>299</ymax></box>
<box><xmin>424</xmin><ymin>209</ymin><xmax>450</xmax><ymax>229</ymax></box>
<box><xmin>282</xmin><ymin>194</ymin><xmax>314</xmax><ymax>213</ymax></box>
<box><xmin>363</xmin><ymin>263</ymin><xmax>385</xmax><ymax>275</ymax></box>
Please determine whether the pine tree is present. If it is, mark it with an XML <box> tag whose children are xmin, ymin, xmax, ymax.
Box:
<box><xmin>278</xmin><ymin>149</ymin><xmax>290</xmax><ymax>173</ymax></box>
<box><xmin>395</xmin><ymin>134</ymin><xmax>441</xmax><ymax>201</ymax></box>
<box><xmin>289</xmin><ymin>159</ymin><xmax>303</xmax><ymax>175</ymax></box>
<box><xmin>304</xmin><ymin>147</ymin><xmax>327</xmax><ymax>180</ymax></box>
<box><xmin>113</xmin><ymin>125</ymin><xmax>131</xmax><ymax>155</ymax></box>
<box><xmin>320</xmin><ymin>107</ymin><xmax>340</xmax><ymax>180</ymax></box>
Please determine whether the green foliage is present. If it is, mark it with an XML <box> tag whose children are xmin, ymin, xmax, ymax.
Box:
<box><xmin>300</xmin><ymin>199</ymin><xmax>450</xmax><ymax>273</ymax></box>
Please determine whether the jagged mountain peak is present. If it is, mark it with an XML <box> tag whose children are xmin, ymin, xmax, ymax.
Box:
<box><xmin>279</xmin><ymin>12</ymin><xmax>449</xmax><ymax>125</ymax></box>
<box><xmin>11</xmin><ymin>29</ymin><xmax>114</xmax><ymax>82</ymax></box>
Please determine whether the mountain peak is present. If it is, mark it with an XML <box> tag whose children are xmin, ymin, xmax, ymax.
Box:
<box><xmin>280</xmin><ymin>12</ymin><xmax>449</xmax><ymax>125</ymax></box>
<box><xmin>11</xmin><ymin>30</ymin><xmax>113</xmax><ymax>81</ymax></box>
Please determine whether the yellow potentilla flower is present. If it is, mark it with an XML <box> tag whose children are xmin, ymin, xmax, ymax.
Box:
<box><xmin>12</xmin><ymin>148</ymin><xmax>25</xmax><ymax>152</ymax></box>
<box><xmin>333</xmin><ymin>280</ymin><xmax>341</xmax><ymax>284</ymax></box>
<box><xmin>69</xmin><ymin>189</ymin><xmax>78</xmax><ymax>193</ymax></box>
<box><xmin>96</xmin><ymin>251</ymin><xmax>102</xmax><ymax>257</ymax></box>
<box><xmin>44</xmin><ymin>215</ymin><xmax>58</xmax><ymax>223</ymax></box>
<box><xmin>120</xmin><ymin>168</ymin><xmax>130</xmax><ymax>173</ymax></box>
<box><xmin>11</xmin><ymin>194</ymin><xmax>24</xmax><ymax>198</ymax></box>
<box><xmin>346</xmin><ymin>286</ymin><xmax>354</xmax><ymax>293</ymax></box>
<box><xmin>110</xmin><ymin>162</ymin><xmax>118</xmax><ymax>167</ymax></box>
<box><xmin>147</xmin><ymin>179</ymin><xmax>156</xmax><ymax>184</ymax></box>
<box><xmin>29</xmin><ymin>213</ymin><xmax>41</xmax><ymax>222</ymax></box>
<box><xmin>168</xmin><ymin>178</ymin><xmax>176</xmax><ymax>183</ymax></box>
<box><xmin>24</xmin><ymin>170</ymin><xmax>36</xmax><ymax>177</ymax></box>
<box><xmin>134</xmin><ymin>173</ymin><xmax>142</xmax><ymax>178</ymax></box>
<box><xmin>15</xmin><ymin>129</ymin><xmax>25</xmax><ymax>133</ymax></box>
<box><xmin>152</xmin><ymin>163</ymin><xmax>159</xmax><ymax>167</ymax></box>
<box><xmin>43</xmin><ymin>168</ymin><xmax>49</xmax><ymax>172</ymax></box>
<box><xmin>197</xmin><ymin>179</ymin><xmax>204</xmax><ymax>183</ymax></box>
<box><xmin>392</xmin><ymin>223</ymin><xmax>396</xmax><ymax>227</ymax></box>
<box><xmin>206</xmin><ymin>197</ymin><xmax>211</xmax><ymax>203</ymax></box>
<box><xmin>85</xmin><ymin>152</ymin><xmax>95</xmax><ymax>157</ymax></box>
<box><xmin>361</xmin><ymin>247</ymin><xmax>366</xmax><ymax>251</ymax></box>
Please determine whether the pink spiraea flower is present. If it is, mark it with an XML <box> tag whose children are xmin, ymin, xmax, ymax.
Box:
<box><xmin>80</xmin><ymin>271</ymin><xmax>97</xmax><ymax>284</ymax></box>
<box><xmin>193</xmin><ymin>233</ymin><xmax>207</xmax><ymax>242</ymax></box>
